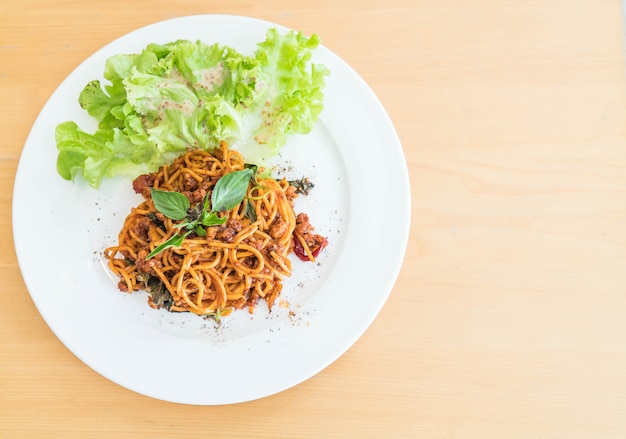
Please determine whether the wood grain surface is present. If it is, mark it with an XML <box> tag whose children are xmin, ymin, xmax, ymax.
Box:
<box><xmin>2</xmin><ymin>1</ymin><xmax>626</xmax><ymax>437</ymax></box>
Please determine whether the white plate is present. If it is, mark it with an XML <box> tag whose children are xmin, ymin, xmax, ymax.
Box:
<box><xmin>12</xmin><ymin>15</ymin><xmax>410</xmax><ymax>405</ymax></box>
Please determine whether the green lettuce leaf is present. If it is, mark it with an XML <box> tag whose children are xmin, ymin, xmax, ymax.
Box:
<box><xmin>55</xmin><ymin>29</ymin><xmax>329</xmax><ymax>188</ymax></box>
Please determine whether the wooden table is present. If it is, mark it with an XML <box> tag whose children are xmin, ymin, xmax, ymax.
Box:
<box><xmin>3</xmin><ymin>1</ymin><xmax>626</xmax><ymax>437</ymax></box>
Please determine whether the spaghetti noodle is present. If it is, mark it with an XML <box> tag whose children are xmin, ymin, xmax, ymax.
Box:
<box><xmin>104</xmin><ymin>142</ymin><xmax>327</xmax><ymax>318</ymax></box>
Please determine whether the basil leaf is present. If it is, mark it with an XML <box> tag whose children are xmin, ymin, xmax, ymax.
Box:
<box><xmin>211</xmin><ymin>169</ymin><xmax>253</xmax><ymax>212</ymax></box>
<box><xmin>202</xmin><ymin>211</ymin><xmax>227</xmax><ymax>227</ymax></box>
<box><xmin>173</xmin><ymin>221</ymin><xmax>194</xmax><ymax>230</ymax></box>
<box><xmin>146</xmin><ymin>231</ymin><xmax>190</xmax><ymax>259</ymax></box>
<box><xmin>143</xmin><ymin>275</ymin><xmax>173</xmax><ymax>310</ymax></box>
<box><xmin>244</xmin><ymin>163</ymin><xmax>260</xmax><ymax>185</ymax></box>
<box><xmin>150</xmin><ymin>188</ymin><xmax>190</xmax><ymax>220</ymax></box>
<box><xmin>195</xmin><ymin>225</ymin><xmax>207</xmax><ymax>237</ymax></box>
<box><xmin>244</xmin><ymin>198</ymin><xmax>257</xmax><ymax>222</ymax></box>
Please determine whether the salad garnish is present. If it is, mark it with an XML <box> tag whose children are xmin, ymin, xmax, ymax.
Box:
<box><xmin>56</xmin><ymin>29</ymin><xmax>329</xmax><ymax>188</ymax></box>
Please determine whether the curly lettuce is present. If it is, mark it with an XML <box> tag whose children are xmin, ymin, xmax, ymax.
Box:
<box><xmin>56</xmin><ymin>29</ymin><xmax>329</xmax><ymax>188</ymax></box>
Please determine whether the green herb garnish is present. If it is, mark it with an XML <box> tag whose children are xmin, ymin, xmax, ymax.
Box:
<box><xmin>150</xmin><ymin>188</ymin><xmax>190</xmax><ymax>220</ymax></box>
<box><xmin>211</xmin><ymin>168</ymin><xmax>254</xmax><ymax>212</ymax></box>
<box><xmin>146</xmin><ymin>232</ymin><xmax>190</xmax><ymax>259</ymax></box>
<box><xmin>243</xmin><ymin>198</ymin><xmax>257</xmax><ymax>222</ymax></box>
<box><xmin>146</xmin><ymin>169</ymin><xmax>254</xmax><ymax>259</ymax></box>
<box><xmin>288</xmin><ymin>176</ymin><xmax>315</xmax><ymax>195</ymax></box>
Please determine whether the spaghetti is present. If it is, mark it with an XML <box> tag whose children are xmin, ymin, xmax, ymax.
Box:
<box><xmin>104</xmin><ymin>142</ymin><xmax>328</xmax><ymax>318</ymax></box>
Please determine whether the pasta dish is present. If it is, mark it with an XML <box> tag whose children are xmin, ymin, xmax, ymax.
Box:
<box><xmin>104</xmin><ymin>142</ymin><xmax>328</xmax><ymax>319</ymax></box>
